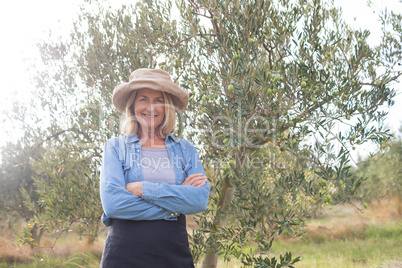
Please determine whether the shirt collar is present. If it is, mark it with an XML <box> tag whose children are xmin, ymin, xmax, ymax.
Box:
<box><xmin>126</xmin><ymin>133</ymin><xmax>179</xmax><ymax>145</ymax></box>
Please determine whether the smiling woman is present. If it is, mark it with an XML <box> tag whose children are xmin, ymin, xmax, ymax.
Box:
<box><xmin>121</xmin><ymin>87</ymin><xmax>178</xmax><ymax>149</ymax></box>
<box><xmin>99</xmin><ymin>68</ymin><xmax>210</xmax><ymax>267</ymax></box>
<box><xmin>133</xmin><ymin>89</ymin><xmax>167</xmax><ymax>146</ymax></box>
<box><xmin>114</xmin><ymin>69</ymin><xmax>188</xmax><ymax>147</ymax></box>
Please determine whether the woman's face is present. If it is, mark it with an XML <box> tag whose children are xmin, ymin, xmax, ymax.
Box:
<box><xmin>134</xmin><ymin>88</ymin><xmax>165</xmax><ymax>132</ymax></box>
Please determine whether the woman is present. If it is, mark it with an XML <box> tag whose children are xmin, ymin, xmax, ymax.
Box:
<box><xmin>99</xmin><ymin>68</ymin><xmax>210</xmax><ymax>267</ymax></box>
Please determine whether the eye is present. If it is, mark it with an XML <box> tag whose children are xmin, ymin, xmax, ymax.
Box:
<box><xmin>156</xmin><ymin>99</ymin><xmax>164</xmax><ymax>103</ymax></box>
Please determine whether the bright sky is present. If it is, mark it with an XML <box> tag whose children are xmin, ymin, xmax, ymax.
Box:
<box><xmin>0</xmin><ymin>0</ymin><xmax>401</xmax><ymax>159</ymax></box>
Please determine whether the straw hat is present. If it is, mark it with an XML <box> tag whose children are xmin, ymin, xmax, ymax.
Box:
<box><xmin>112</xmin><ymin>68</ymin><xmax>189</xmax><ymax>113</ymax></box>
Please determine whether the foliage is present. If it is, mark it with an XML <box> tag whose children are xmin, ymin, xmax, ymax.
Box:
<box><xmin>0</xmin><ymin>140</ymin><xmax>45</xmax><ymax>245</ymax></box>
<box><xmin>0</xmin><ymin>141</ymin><xmax>36</xmax><ymax>221</ymax></box>
<box><xmin>16</xmin><ymin>135</ymin><xmax>103</xmax><ymax>247</ymax></box>
<box><xmin>0</xmin><ymin>0</ymin><xmax>400</xmax><ymax>267</ymax></box>
<box><xmin>353</xmin><ymin>127</ymin><xmax>402</xmax><ymax>203</ymax></box>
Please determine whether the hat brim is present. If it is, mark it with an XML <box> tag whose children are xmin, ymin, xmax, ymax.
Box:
<box><xmin>112</xmin><ymin>79</ymin><xmax>189</xmax><ymax>113</ymax></box>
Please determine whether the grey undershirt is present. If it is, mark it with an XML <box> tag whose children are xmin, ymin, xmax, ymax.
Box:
<box><xmin>141</xmin><ymin>148</ymin><xmax>176</xmax><ymax>185</ymax></box>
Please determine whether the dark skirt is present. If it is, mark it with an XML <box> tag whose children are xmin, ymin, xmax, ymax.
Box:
<box><xmin>100</xmin><ymin>215</ymin><xmax>194</xmax><ymax>268</ymax></box>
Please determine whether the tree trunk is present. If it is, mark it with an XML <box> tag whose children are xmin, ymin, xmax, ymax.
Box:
<box><xmin>201</xmin><ymin>176</ymin><xmax>235</xmax><ymax>268</ymax></box>
<box><xmin>201</xmin><ymin>248</ymin><xmax>219</xmax><ymax>268</ymax></box>
<box><xmin>30</xmin><ymin>224</ymin><xmax>44</xmax><ymax>248</ymax></box>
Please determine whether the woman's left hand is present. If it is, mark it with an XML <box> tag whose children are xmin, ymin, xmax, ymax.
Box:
<box><xmin>126</xmin><ymin>182</ymin><xmax>143</xmax><ymax>197</ymax></box>
<box><xmin>182</xmin><ymin>173</ymin><xmax>208</xmax><ymax>187</ymax></box>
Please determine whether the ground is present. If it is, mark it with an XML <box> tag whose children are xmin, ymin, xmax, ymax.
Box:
<box><xmin>0</xmin><ymin>198</ymin><xmax>401</xmax><ymax>268</ymax></box>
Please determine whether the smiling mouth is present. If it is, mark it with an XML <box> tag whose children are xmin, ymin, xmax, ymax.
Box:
<box><xmin>142</xmin><ymin>114</ymin><xmax>158</xmax><ymax>118</ymax></box>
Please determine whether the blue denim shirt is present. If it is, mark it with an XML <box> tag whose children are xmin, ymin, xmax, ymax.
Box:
<box><xmin>100</xmin><ymin>134</ymin><xmax>210</xmax><ymax>227</ymax></box>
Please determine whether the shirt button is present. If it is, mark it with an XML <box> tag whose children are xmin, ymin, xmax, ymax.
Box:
<box><xmin>171</xmin><ymin>213</ymin><xmax>174</xmax><ymax>216</ymax></box>
<box><xmin>177</xmin><ymin>181</ymin><xmax>180</xmax><ymax>183</ymax></box>
<box><xmin>137</xmin><ymin>164</ymin><xmax>140</xmax><ymax>166</ymax></box>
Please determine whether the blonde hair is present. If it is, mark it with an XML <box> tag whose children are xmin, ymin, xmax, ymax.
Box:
<box><xmin>120</xmin><ymin>90</ymin><xmax>176</xmax><ymax>139</ymax></box>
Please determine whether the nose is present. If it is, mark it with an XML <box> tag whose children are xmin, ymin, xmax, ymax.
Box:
<box><xmin>144</xmin><ymin>103</ymin><xmax>156</xmax><ymax>113</ymax></box>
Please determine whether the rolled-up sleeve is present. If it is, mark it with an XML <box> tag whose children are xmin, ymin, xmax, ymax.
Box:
<box><xmin>100</xmin><ymin>138</ymin><xmax>172</xmax><ymax>226</ymax></box>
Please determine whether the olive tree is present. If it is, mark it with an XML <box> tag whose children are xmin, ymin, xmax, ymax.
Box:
<box><xmin>10</xmin><ymin>0</ymin><xmax>400</xmax><ymax>267</ymax></box>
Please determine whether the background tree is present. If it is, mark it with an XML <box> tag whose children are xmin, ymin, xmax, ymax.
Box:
<box><xmin>0</xmin><ymin>141</ymin><xmax>38</xmax><ymax>224</ymax></box>
<box><xmin>2</xmin><ymin>0</ymin><xmax>400</xmax><ymax>267</ymax></box>
<box><xmin>0</xmin><ymin>116</ymin><xmax>46</xmax><ymax>246</ymax></box>
<box><xmin>353</xmin><ymin>126</ymin><xmax>402</xmax><ymax>210</ymax></box>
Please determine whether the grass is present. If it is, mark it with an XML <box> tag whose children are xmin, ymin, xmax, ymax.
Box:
<box><xmin>213</xmin><ymin>221</ymin><xmax>401</xmax><ymax>268</ymax></box>
<box><xmin>269</xmin><ymin>221</ymin><xmax>402</xmax><ymax>268</ymax></box>
<box><xmin>214</xmin><ymin>199</ymin><xmax>402</xmax><ymax>268</ymax></box>
<box><xmin>0</xmin><ymin>252</ymin><xmax>101</xmax><ymax>268</ymax></box>
<box><xmin>0</xmin><ymin>224</ymin><xmax>105</xmax><ymax>268</ymax></box>
<box><xmin>1</xmin><ymin>199</ymin><xmax>401</xmax><ymax>267</ymax></box>
<box><xmin>0</xmin><ymin>245</ymin><xmax>103</xmax><ymax>268</ymax></box>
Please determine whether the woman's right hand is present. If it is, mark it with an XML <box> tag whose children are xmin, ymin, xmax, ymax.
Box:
<box><xmin>182</xmin><ymin>173</ymin><xmax>208</xmax><ymax>187</ymax></box>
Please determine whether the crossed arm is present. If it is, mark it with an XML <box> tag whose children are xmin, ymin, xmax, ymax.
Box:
<box><xmin>100</xmin><ymin>139</ymin><xmax>210</xmax><ymax>225</ymax></box>
<box><xmin>126</xmin><ymin>173</ymin><xmax>208</xmax><ymax>196</ymax></box>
